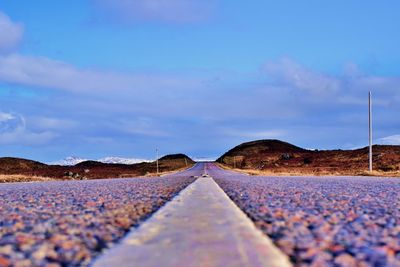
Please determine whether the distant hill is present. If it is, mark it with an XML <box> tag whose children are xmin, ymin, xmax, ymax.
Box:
<box><xmin>0</xmin><ymin>157</ymin><xmax>47</xmax><ymax>172</ymax></box>
<box><xmin>159</xmin><ymin>153</ymin><xmax>193</xmax><ymax>161</ymax></box>
<box><xmin>217</xmin><ymin>139</ymin><xmax>400</xmax><ymax>176</ymax></box>
<box><xmin>218</xmin><ymin>139</ymin><xmax>307</xmax><ymax>160</ymax></box>
<box><xmin>74</xmin><ymin>160</ymin><xmax>112</xmax><ymax>168</ymax></box>
<box><xmin>157</xmin><ymin>154</ymin><xmax>195</xmax><ymax>170</ymax></box>
<box><xmin>0</xmin><ymin>154</ymin><xmax>195</xmax><ymax>182</ymax></box>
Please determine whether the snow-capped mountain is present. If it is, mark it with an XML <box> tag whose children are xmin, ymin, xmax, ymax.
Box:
<box><xmin>49</xmin><ymin>156</ymin><xmax>151</xmax><ymax>166</ymax></box>
<box><xmin>97</xmin><ymin>157</ymin><xmax>151</xmax><ymax>165</ymax></box>
<box><xmin>49</xmin><ymin>156</ymin><xmax>88</xmax><ymax>166</ymax></box>
<box><xmin>192</xmin><ymin>157</ymin><xmax>216</xmax><ymax>162</ymax></box>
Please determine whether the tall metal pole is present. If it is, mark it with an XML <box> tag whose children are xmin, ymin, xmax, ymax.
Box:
<box><xmin>156</xmin><ymin>148</ymin><xmax>159</xmax><ymax>175</ymax></box>
<box><xmin>369</xmin><ymin>91</ymin><xmax>373</xmax><ymax>172</ymax></box>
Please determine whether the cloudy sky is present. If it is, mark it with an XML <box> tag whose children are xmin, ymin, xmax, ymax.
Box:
<box><xmin>0</xmin><ymin>1</ymin><xmax>399</xmax><ymax>162</ymax></box>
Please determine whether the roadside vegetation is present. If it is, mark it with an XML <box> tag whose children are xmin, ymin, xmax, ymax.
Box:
<box><xmin>0</xmin><ymin>175</ymin><xmax>55</xmax><ymax>183</ymax></box>
<box><xmin>218</xmin><ymin>139</ymin><xmax>400</xmax><ymax>177</ymax></box>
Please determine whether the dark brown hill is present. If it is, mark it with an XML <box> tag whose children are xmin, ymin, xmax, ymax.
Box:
<box><xmin>0</xmin><ymin>154</ymin><xmax>195</xmax><ymax>182</ymax></box>
<box><xmin>158</xmin><ymin>154</ymin><xmax>194</xmax><ymax>171</ymax></box>
<box><xmin>159</xmin><ymin>153</ymin><xmax>193</xmax><ymax>161</ymax></box>
<box><xmin>218</xmin><ymin>139</ymin><xmax>307</xmax><ymax>159</ymax></box>
<box><xmin>0</xmin><ymin>157</ymin><xmax>47</xmax><ymax>172</ymax></box>
<box><xmin>218</xmin><ymin>140</ymin><xmax>400</xmax><ymax>176</ymax></box>
<box><xmin>75</xmin><ymin>160</ymin><xmax>120</xmax><ymax>168</ymax></box>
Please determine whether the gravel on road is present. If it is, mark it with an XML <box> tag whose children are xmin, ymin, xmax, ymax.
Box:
<box><xmin>0</xmin><ymin>167</ymin><xmax>199</xmax><ymax>267</ymax></box>
<box><xmin>207</xmin><ymin>164</ymin><xmax>400</xmax><ymax>267</ymax></box>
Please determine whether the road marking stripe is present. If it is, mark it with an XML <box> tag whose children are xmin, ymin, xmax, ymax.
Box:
<box><xmin>93</xmin><ymin>177</ymin><xmax>292</xmax><ymax>267</ymax></box>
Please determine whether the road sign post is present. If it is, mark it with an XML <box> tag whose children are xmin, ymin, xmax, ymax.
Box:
<box><xmin>369</xmin><ymin>91</ymin><xmax>373</xmax><ymax>172</ymax></box>
<box><xmin>156</xmin><ymin>148</ymin><xmax>159</xmax><ymax>175</ymax></box>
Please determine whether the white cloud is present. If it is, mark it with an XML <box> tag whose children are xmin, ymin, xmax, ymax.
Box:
<box><xmin>0</xmin><ymin>128</ymin><xmax>55</xmax><ymax>145</ymax></box>
<box><xmin>0</xmin><ymin>54</ymin><xmax>201</xmax><ymax>93</ymax></box>
<box><xmin>117</xmin><ymin>117</ymin><xmax>171</xmax><ymax>137</ymax></box>
<box><xmin>1</xmin><ymin>53</ymin><xmax>397</xmax><ymax>114</ymax></box>
<box><xmin>1</xmin><ymin>55</ymin><xmax>400</xmax><ymax>154</ymax></box>
<box><xmin>264</xmin><ymin>58</ymin><xmax>341</xmax><ymax>96</ymax></box>
<box><xmin>262</xmin><ymin>58</ymin><xmax>400</xmax><ymax>111</ymax></box>
<box><xmin>0</xmin><ymin>112</ymin><xmax>15</xmax><ymax>122</ymax></box>
<box><xmin>0</xmin><ymin>112</ymin><xmax>56</xmax><ymax>145</ymax></box>
<box><xmin>93</xmin><ymin>0</ymin><xmax>215</xmax><ymax>23</ymax></box>
<box><xmin>29</xmin><ymin>117</ymin><xmax>78</xmax><ymax>130</ymax></box>
<box><xmin>377</xmin><ymin>135</ymin><xmax>400</xmax><ymax>145</ymax></box>
<box><xmin>219</xmin><ymin>128</ymin><xmax>285</xmax><ymax>139</ymax></box>
<box><xmin>0</xmin><ymin>11</ymin><xmax>23</xmax><ymax>52</ymax></box>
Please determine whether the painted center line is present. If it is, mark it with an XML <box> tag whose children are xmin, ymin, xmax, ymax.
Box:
<box><xmin>93</xmin><ymin>177</ymin><xmax>291</xmax><ymax>267</ymax></box>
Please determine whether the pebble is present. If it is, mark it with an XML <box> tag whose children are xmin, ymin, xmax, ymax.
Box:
<box><xmin>334</xmin><ymin>253</ymin><xmax>357</xmax><ymax>267</ymax></box>
<box><xmin>0</xmin><ymin>256</ymin><xmax>10</xmax><ymax>267</ymax></box>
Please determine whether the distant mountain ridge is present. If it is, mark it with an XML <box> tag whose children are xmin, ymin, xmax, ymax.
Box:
<box><xmin>49</xmin><ymin>156</ymin><xmax>151</xmax><ymax>166</ymax></box>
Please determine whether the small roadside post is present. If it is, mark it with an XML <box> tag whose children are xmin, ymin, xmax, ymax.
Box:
<box><xmin>156</xmin><ymin>148</ymin><xmax>159</xmax><ymax>176</ymax></box>
<box><xmin>369</xmin><ymin>91</ymin><xmax>373</xmax><ymax>172</ymax></box>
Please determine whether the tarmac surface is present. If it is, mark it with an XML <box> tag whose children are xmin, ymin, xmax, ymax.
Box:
<box><xmin>0</xmin><ymin>166</ymin><xmax>200</xmax><ymax>266</ymax></box>
<box><xmin>207</xmin><ymin>163</ymin><xmax>400</xmax><ymax>266</ymax></box>
<box><xmin>2</xmin><ymin>162</ymin><xmax>400</xmax><ymax>267</ymax></box>
<box><xmin>93</xmin><ymin>174</ymin><xmax>290</xmax><ymax>267</ymax></box>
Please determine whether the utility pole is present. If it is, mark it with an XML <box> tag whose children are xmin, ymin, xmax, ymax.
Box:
<box><xmin>184</xmin><ymin>157</ymin><xmax>188</xmax><ymax>167</ymax></box>
<box><xmin>233</xmin><ymin>156</ymin><xmax>236</xmax><ymax>169</ymax></box>
<box><xmin>156</xmin><ymin>148</ymin><xmax>159</xmax><ymax>175</ymax></box>
<box><xmin>369</xmin><ymin>91</ymin><xmax>373</xmax><ymax>172</ymax></box>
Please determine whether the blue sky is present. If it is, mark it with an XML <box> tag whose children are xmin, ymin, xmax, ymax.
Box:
<box><xmin>0</xmin><ymin>0</ymin><xmax>399</xmax><ymax>162</ymax></box>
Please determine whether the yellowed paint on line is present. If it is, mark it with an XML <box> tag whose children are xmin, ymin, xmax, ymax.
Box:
<box><xmin>93</xmin><ymin>176</ymin><xmax>291</xmax><ymax>267</ymax></box>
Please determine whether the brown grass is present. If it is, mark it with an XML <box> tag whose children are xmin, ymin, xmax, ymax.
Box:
<box><xmin>0</xmin><ymin>175</ymin><xmax>56</xmax><ymax>183</ymax></box>
<box><xmin>0</xmin><ymin>162</ymin><xmax>195</xmax><ymax>183</ymax></box>
<box><xmin>217</xmin><ymin>140</ymin><xmax>400</xmax><ymax>177</ymax></box>
<box><xmin>217</xmin><ymin>163</ymin><xmax>400</xmax><ymax>177</ymax></box>
<box><xmin>356</xmin><ymin>170</ymin><xmax>400</xmax><ymax>177</ymax></box>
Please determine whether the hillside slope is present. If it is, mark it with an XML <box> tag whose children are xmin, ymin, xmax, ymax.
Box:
<box><xmin>0</xmin><ymin>157</ymin><xmax>48</xmax><ymax>172</ymax></box>
<box><xmin>218</xmin><ymin>140</ymin><xmax>400</xmax><ymax>176</ymax></box>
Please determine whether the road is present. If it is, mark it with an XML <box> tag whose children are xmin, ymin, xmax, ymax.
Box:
<box><xmin>206</xmin><ymin>163</ymin><xmax>400</xmax><ymax>266</ymax></box>
<box><xmin>1</xmin><ymin>162</ymin><xmax>399</xmax><ymax>267</ymax></box>
<box><xmin>93</xmin><ymin>167</ymin><xmax>290</xmax><ymax>267</ymax></box>
<box><xmin>0</xmin><ymin>164</ymin><xmax>202</xmax><ymax>266</ymax></box>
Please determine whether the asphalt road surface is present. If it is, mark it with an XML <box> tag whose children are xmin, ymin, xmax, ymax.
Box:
<box><xmin>1</xmin><ymin>162</ymin><xmax>400</xmax><ymax>267</ymax></box>
<box><xmin>206</xmin><ymin>163</ymin><xmax>400</xmax><ymax>266</ymax></box>
<box><xmin>93</xmin><ymin>172</ymin><xmax>291</xmax><ymax>267</ymax></box>
<box><xmin>0</xmin><ymin>165</ymin><xmax>201</xmax><ymax>267</ymax></box>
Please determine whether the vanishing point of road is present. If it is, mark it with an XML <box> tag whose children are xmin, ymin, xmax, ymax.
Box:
<box><xmin>1</xmin><ymin>163</ymin><xmax>399</xmax><ymax>267</ymax></box>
